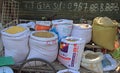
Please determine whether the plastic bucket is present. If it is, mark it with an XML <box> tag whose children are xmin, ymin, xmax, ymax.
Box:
<box><xmin>71</xmin><ymin>24</ymin><xmax>92</xmax><ymax>43</ymax></box>
<box><xmin>58</xmin><ymin>37</ymin><xmax>85</xmax><ymax>70</ymax></box>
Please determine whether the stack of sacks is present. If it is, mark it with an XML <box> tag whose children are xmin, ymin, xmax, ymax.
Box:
<box><xmin>1</xmin><ymin>26</ymin><xmax>29</xmax><ymax>64</ymax></box>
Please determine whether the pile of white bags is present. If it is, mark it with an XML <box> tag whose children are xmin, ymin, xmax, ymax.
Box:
<box><xmin>71</xmin><ymin>24</ymin><xmax>92</xmax><ymax>43</ymax></box>
<box><xmin>27</xmin><ymin>31</ymin><xmax>58</xmax><ymax>64</ymax></box>
<box><xmin>58</xmin><ymin>37</ymin><xmax>85</xmax><ymax>70</ymax></box>
<box><xmin>1</xmin><ymin>26</ymin><xmax>29</xmax><ymax>64</ymax></box>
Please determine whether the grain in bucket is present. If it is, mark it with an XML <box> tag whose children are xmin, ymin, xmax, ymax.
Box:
<box><xmin>26</xmin><ymin>31</ymin><xmax>58</xmax><ymax>66</ymax></box>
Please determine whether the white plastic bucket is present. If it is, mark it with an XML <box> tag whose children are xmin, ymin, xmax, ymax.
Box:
<box><xmin>58</xmin><ymin>37</ymin><xmax>85</xmax><ymax>70</ymax></box>
<box><xmin>71</xmin><ymin>24</ymin><xmax>92</xmax><ymax>43</ymax></box>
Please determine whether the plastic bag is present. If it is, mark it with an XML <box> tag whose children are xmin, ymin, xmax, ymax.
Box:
<box><xmin>81</xmin><ymin>50</ymin><xmax>103</xmax><ymax>73</ymax></box>
<box><xmin>102</xmin><ymin>54</ymin><xmax>117</xmax><ymax>71</ymax></box>
<box><xmin>92</xmin><ymin>17</ymin><xmax>118</xmax><ymax>50</ymax></box>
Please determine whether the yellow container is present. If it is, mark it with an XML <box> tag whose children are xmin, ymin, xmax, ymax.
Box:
<box><xmin>92</xmin><ymin>17</ymin><xmax>118</xmax><ymax>50</ymax></box>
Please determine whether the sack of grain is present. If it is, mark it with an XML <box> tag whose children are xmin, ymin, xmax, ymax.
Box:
<box><xmin>51</xmin><ymin>19</ymin><xmax>73</xmax><ymax>41</ymax></box>
<box><xmin>92</xmin><ymin>17</ymin><xmax>118</xmax><ymax>50</ymax></box>
<box><xmin>1</xmin><ymin>26</ymin><xmax>30</xmax><ymax>64</ymax></box>
<box><xmin>26</xmin><ymin>31</ymin><xmax>58</xmax><ymax>66</ymax></box>
<box><xmin>81</xmin><ymin>50</ymin><xmax>103</xmax><ymax>73</ymax></box>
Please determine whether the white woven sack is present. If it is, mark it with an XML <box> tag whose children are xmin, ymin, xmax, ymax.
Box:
<box><xmin>1</xmin><ymin>27</ymin><xmax>30</xmax><ymax>64</ymax></box>
<box><xmin>58</xmin><ymin>37</ymin><xmax>85</xmax><ymax>70</ymax></box>
<box><xmin>71</xmin><ymin>24</ymin><xmax>92</xmax><ymax>43</ymax></box>
<box><xmin>27</xmin><ymin>31</ymin><xmax>58</xmax><ymax>66</ymax></box>
<box><xmin>52</xmin><ymin>19</ymin><xmax>73</xmax><ymax>39</ymax></box>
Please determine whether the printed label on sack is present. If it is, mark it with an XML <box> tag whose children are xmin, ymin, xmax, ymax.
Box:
<box><xmin>60</xmin><ymin>42</ymin><xmax>69</xmax><ymax>53</ymax></box>
<box><xmin>46</xmin><ymin>40</ymin><xmax>57</xmax><ymax>45</ymax></box>
<box><xmin>71</xmin><ymin>44</ymin><xmax>78</xmax><ymax>67</ymax></box>
<box><xmin>59</xmin><ymin>42</ymin><xmax>71</xmax><ymax>61</ymax></box>
<box><xmin>58</xmin><ymin>55</ymin><xmax>71</xmax><ymax>60</ymax></box>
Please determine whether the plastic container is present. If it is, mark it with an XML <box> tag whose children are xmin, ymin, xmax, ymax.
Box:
<box><xmin>71</xmin><ymin>24</ymin><xmax>92</xmax><ymax>43</ymax></box>
<box><xmin>92</xmin><ymin>17</ymin><xmax>118</xmax><ymax>50</ymax></box>
<box><xmin>58</xmin><ymin>37</ymin><xmax>85</xmax><ymax>70</ymax></box>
